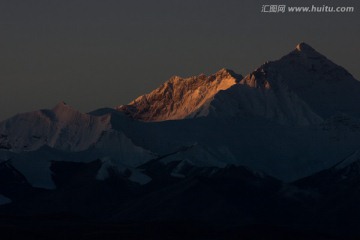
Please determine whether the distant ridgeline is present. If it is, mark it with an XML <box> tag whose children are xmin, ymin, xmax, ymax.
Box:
<box><xmin>1</xmin><ymin>43</ymin><xmax>360</xmax><ymax>238</ymax></box>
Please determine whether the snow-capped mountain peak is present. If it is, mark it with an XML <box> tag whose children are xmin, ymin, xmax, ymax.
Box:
<box><xmin>117</xmin><ymin>43</ymin><xmax>358</xmax><ymax>124</ymax></box>
<box><xmin>295</xmin><ymin>42</ymin><xmax>316</xmax><ymax>52</ymax></box>
<box><xmin>269</xmin><ymin>43</ymin><xmax>360</xmax><ymax>118</ymax></box>
<box><xmin>116</xmin><ymin>69</ymin><xmax>243</xmax><ymax>121</ymax></box>
<box><xmin>1</xmin><ymin>42</ymin><xmax>360</xmax><ymax>201</ymax></box>
<box><xmin>214</xmin><ymin>68</ymin><xmax>242</xmax><ymax>81</ymax></box>
<box><xmin>0</xmin><ymin>102</ymin><xmax>112</xmax><ymax>151</ymax></box>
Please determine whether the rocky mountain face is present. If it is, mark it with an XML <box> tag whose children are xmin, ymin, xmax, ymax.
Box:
<box><xmin>117</xmin><ymin>42</ymin><xmax>360</xmax><ymax>126</ymax></box>
<box><xmin>1</xmin><ymin>43</ymin><xmax>360</xmax><ymax>239</ymax></box>
<box><xmin>116</xmin><ymin>68</ymin><xmax>243</xmax><ymax>121</ymax></box>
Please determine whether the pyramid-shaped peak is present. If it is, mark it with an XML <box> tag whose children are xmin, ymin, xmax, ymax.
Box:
<box><xmin>295</xmin><ymin>42</ymin><xmax>317</xmax><ymax>52</ymax></box>
<box><xmin>280</xmin><ymin>42</ymin><xmax>325</xmax><ymax>61</ymax></box>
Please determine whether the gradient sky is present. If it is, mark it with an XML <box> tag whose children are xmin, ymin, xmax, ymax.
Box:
<box><xmin>0</xmin><ymin>0</ymin><xmax>359</xmax><ymax>120</ymax></box>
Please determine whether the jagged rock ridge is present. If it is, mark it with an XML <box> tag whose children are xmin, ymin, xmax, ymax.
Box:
<box><xmin>116</xmin><ymin>68</ymin><xmax>243</xmax><ymax>121</ymax></box>
<box><xmin>117</xmin><ymin>42</ymin><xmax>360</xmax><ymax>125</ymax></box>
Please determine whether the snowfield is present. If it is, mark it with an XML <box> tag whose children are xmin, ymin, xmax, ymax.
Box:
<box><xmin>1</xmin><ymin>42</ymin><xmax>360</xmax><ymax>185</ymax></box>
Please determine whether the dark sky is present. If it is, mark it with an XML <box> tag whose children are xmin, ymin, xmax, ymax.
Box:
<box><xmin>0</xmin><ymin>0</ymin><xmax>359</xmax><ymax>120</ymax></box>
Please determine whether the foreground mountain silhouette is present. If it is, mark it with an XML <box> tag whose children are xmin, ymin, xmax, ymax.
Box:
<box><xmin>1</xmin><ymin>43</ymin><xmax>360</xmax><ymax>239</ymax></box>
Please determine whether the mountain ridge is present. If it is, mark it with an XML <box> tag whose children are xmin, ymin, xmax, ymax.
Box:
<box><xmin>116</xmin><ymin>42</ymin><xmax>356</xmax><ymax>124</ymax></box>
<box><xmin>116</xmin><ymin>68</ymin><xmax>243</xmax><ymax>121</ymax></box>
<box><xmin>1</xmin><ymin>42</ymin><xmax>360</xmax><ymax>183</ymax></box>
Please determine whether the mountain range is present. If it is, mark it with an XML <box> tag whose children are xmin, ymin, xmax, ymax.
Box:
<box><xmin>1</xmin><ymin>43</ymin><xmax>360</xmax><ymax>239</ymax></box>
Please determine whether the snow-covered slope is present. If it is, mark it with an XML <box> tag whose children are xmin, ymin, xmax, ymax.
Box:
<box><xmin>0</xmin><ymin>42</ymin><xmax>360</xmax><ymax>185</ymax></box>
<box><xmin>110</xmin><ymin>43</ymin><xmax>360</xmax><ymax>180</ymax></box>
<box><xmin>206</xmin><ymin>70</ymin><xmax>323</xmax><ymax>125</ymax></box>
<box><xmin>0</xmin><ymin>139</ymin><xmax>155</xmax><ymax>189</ymax></box>
<box><xmin>265</xmin><ymin>42</ymin><xmax>360</xmax><ymax>118</ymax></box>
<box><xmin>0</xmin><ymin>102</ymin><xmax>156</xmax><ymax>188</ymax></box>
<box><xmin>117</xmin><ymin>43</ymin><xmax>360</xmax><ymax>126</ymax></box>
<box><xmin>116</xmin><ymin>68</ymin><xmax>243</xmax><ymax>121</ymax></box>
<box><xmin>0</xmin><ymin>102</ymin><xmax>111</xmax><ymax>151</ymax></box>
